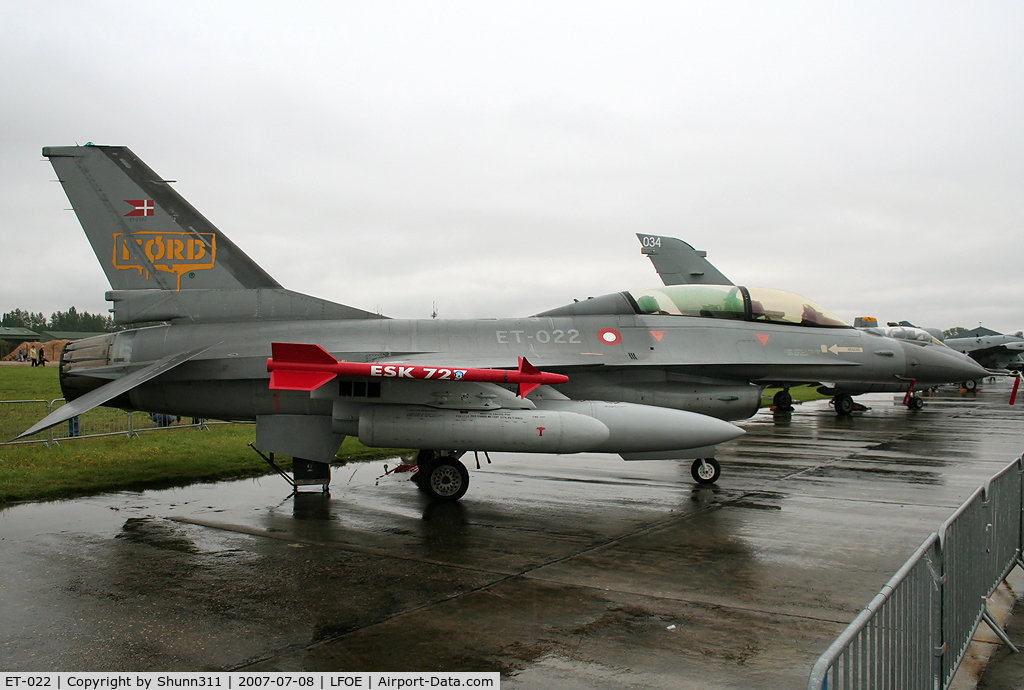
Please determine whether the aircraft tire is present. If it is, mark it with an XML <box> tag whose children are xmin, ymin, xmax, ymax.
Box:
<box><xmin>909</xmin><ymin>396</ymin><xmax>925</xmax><ymax>410</ymax></box>
<box><xmin>773</xmin><ymin>389</ymin><xmax>793</xmax><ymax>410</ymax></box>
<box><xmin>964</xmin><ymin>379</ymin><xmax>978</xmax><ymax>391</ymax></box>
<box><xmin>691</xmin><ymin>458</ymin><xmax>721</xmax><ymax>484</ymax></box>
<box><xmin>833</xmin><ymin>394</ymin><xmax>855</xmax><ymax>416</ymax></box>
<box><xmin>423</xmin><ymin>456</ymin><xmax>470</xmax><ymax>502</ymax></box>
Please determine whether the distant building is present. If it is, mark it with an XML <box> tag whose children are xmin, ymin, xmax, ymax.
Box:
<box><xmin>0</xmin><ymin>327</ymin><xmax>43</xmax><ymax>344</ymax></box>
<box><xmin>37</xmin><ymin>331</ymin><xmax>107</xmax><ymax>342</ymax></box>
<box><xmin>1</xmin><ymin>328</ymin><xmax>101</xmax><ymax>361</ymax></box>
<box><xmin>956</xmin><ymin>327</ymin><xmax>1001</xmax><ymax>339</ymax></box>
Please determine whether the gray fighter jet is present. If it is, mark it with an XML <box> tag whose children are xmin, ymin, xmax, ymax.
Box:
<box><xmin>943</xmin><ymin>327</ymin><xmax>1024</xmax><ymax>379</ymax></box>
<box><xmin>17</xmin><ymin>147</ymin><xmax>988</xmax><ymax>503</ymax></box>
<box><xmin>636</xmin><ymin>233</ymin><xmax>991</xmax><ymax>414</ymax></box>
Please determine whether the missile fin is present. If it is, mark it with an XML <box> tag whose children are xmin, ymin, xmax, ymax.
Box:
<box><xmin>269</xmin><ymin>370</ymin><xmax>337</xmax><ymax>391</ymax></box>
<box><xmin>271</xmin><ymin>342</ymin><xmax>338</xmax><ymax>366</ymax></box>
<box><xmin>518</xmin><ymin>381</ymin><xmax>542</xmax><ymax>398</ymax></box>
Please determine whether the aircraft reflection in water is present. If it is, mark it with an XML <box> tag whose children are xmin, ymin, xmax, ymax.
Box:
<box><xmin>18</xmin><ymin>146</ymin><xmax>988</xmax><ymax>503</ymax></box>
<box><xmin>636</xmin><ymin>234</ymin><xmax>990</xmax><ymax>414</ymax></box>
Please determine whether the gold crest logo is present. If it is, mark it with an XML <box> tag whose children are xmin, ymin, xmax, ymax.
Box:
<box><xmin>112</xmin><ymin>232</ymin><xmax>217</xmax><ymax>290</ymax></box>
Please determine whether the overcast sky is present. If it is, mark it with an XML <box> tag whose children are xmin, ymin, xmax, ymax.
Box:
<box><xmin>2</xmin><ymin>2</ymin><xmax>1021</xmax><ymax>332</ymax></box>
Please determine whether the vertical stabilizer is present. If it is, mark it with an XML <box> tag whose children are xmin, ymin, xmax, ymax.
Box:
<box><xmin>636</xmin><ymin>234</ymin><xmax>734</xmax><ymax>286</ymax></box>
<box><xmin>44</xmin><ymin>144</ymin><xmax>281</xmax><ymax>291</ymax></box>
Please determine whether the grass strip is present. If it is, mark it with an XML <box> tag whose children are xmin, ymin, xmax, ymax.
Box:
<box><xmin>761</xmin><ymin>384</ymin><xmax>829</xmax><ymax>405</ymax></box>
<box><xmin>0</xmin><ymin>423</ymin><xmax>408</xmax><ymax>506</ymax></box>
<box><xmin>0</xmin><ymin>364</ymin><xmax>62</xmax><ymax>401</ymax></box>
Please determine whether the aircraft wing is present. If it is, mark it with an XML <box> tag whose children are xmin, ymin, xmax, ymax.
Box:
<box><xmin>948</xmin><ymin>341</ymin><xmax>1024</xmax><ymax>371</ymax></box>
<box><xmin>967</xmin><ymin>343</ymin><xmax>1024</xmax><ymax>359</ymax></box>
<box><xmin>16</xmin><ymin>345</ymin><xmax>215</xmax><ymax>440</ymax></box>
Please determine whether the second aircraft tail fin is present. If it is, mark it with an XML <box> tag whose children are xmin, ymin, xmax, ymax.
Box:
<box><xmin>636</xmin><ymin>234</ymin><xmax>734</xmax><ymax>286</ymax></box>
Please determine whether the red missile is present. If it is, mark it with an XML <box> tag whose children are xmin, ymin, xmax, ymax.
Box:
<box><xmin>267</xmin><ymin>342</ymin><xmax>569</xmax><ymax>398</ymax></box>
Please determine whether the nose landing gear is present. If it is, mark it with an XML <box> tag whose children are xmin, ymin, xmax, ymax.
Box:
<box><xmin>691</xmin><ymin>458</ymin><xmax>722</xmax><ymax>484</ymax></box>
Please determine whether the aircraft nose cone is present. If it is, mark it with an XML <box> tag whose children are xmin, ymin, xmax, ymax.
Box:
<box><xmin>901</xmin><ymin>342</ymin><xmax>989</xmax><ymax>384</ymax></box>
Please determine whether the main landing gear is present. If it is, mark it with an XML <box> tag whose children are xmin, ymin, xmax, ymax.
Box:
<box><xmin>772</xmin><ymin>388</ymin><xmax>794</xmax><ymax>412</ymax></box>
<box><xmin>412</xmin><ymin>450</ymin><xmax>470</xmax><ymax>502</ymax></box>
<box><xmin>831</xmin><ymin>392</ymin><xmax>923</xmax><ymax>415</ymax></box>
<box><xmin>831</xmin><ymin>394</ymin><xmax>870</xmax><ymax>416</ymax></box>
<box><xmin>832</xmin><ymin>393</ymin><xmax>855</xmax><ymax>416</ymax></box>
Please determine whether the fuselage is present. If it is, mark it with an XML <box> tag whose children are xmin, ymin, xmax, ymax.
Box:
<box><xmin>60</xmin><ymin>306</ymin><xmax>989</xmax><ymax>423</ymax></box>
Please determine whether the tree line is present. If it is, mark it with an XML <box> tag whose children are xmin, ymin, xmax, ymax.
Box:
<box><xmin>2</xmin><ymin>307</ymin><xmax>120</xmax><ymax>333</ymax></box>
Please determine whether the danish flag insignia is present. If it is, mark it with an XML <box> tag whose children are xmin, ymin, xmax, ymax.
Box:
<box><xmin>125</xmin><ymin>200</ymin><xmax>154</xmax><ymax>217</ymax></box>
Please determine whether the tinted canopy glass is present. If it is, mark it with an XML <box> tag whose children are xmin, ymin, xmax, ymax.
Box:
<box><xmin>629</xmin><ymin>285</ymin><xmax>850</xmax><ymax>328</ymax></box>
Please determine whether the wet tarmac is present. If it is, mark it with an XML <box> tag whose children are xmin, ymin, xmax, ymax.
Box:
<box><xmin>1</xmin><ymin>381</ymin><xmax>1023</xmax><ymax>688</ymax></box>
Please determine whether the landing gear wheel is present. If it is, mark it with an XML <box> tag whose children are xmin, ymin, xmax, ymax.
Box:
<box><xmin>964</xmin><ymin>379</ymin><xmax>978</xmax><ymax>391</ymax></box>
<box><xmin>833</xmin><ymin>394</ymin><xmax>855</xmax><ymax>416</ymax></box>
<box><xmin>691</xmin><ymin>458</ymin><xmax>721</xmax><ymax>485</ymax></box>
<box><xmin>908</xmin><ymin>396</ymin><xmax>924</xmax><ymax>410</ymax></box>
<box><xmin>773</xmin><ymin>389</ymin><xmax>793</xmax><ymax>410</ymax></box>
<box><xmin>423</xmin><ymin>456</ymin><xmax>470</xmax><ymax>502</ymax></box>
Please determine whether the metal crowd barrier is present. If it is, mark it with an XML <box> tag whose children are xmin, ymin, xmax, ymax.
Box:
<box><xmin>0</xmin><ymin>398</ymin><xmax>213</xmax><ymax>446</ymax></box>
<box><xmin>0</xmin><ymin>400</ymin><xmax>50</xmax><ymax>445</ymax></box>
<box><xmin>808</xmin><ymin>455</ymin><xmax>1024</xmax><ymax>689</ymax></box>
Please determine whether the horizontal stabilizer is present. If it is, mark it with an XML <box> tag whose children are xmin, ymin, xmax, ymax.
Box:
<box><xmin>17</xmin><ymin>345</ymin><xmax>215</xmax><ymax>439</ymax></box>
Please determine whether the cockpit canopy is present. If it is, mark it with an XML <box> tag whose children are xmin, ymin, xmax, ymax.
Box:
<box><xmin>628</xmin><ymin>285</ymin><xmax>851</xmax><ymax>328</ymax></box>
<box><xmin>879</xmin><ymin>326</ymin><xmax>946</xmax><ymax>347</ymax></box>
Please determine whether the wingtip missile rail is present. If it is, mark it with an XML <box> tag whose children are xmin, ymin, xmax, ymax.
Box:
<box><xmin>267</xmin><ymin>342</ymin><xmax>569</xmax><ymax>397</ymax></box>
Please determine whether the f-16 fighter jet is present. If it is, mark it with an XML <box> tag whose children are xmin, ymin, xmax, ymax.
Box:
<box><xmin>17</xmin><ymin>148</ymin><xmax>987</xmax><ymax>504</ymax></box>
<box><xmin>636</xmin><ymin>233</ymin><xmax>990</xmax><ymax>414</ymax></box>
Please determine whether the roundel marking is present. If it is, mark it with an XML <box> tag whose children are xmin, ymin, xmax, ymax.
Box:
<box><xmin>598</xmin><ymin>328</ymin><xmax>622</xmax><ymax>346</ymax></box>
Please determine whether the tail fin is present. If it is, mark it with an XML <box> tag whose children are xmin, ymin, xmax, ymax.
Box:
<box><xmin>45</xmin><ymin>144</ymin><xmax>382</xmax><ymax>324</ymax></box>
<box><xmin>636</xmin><ymin>234</ymin><xmax>734</xmax><ymax>286</ymax></box>
<box><xmin>44</xmin><ymin>144</ymin><xmax>280</xmax><ymax>291</ymax></box>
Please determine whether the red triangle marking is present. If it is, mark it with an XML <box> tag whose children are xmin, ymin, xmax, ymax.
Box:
<box><xmin>756</xmin><ymin>334</ymin><xmax>770</xmax><ymax>346</ymax></box>
<box><xmin>650</xmin><ymin>331</ymin><xmax>665</xmax><ymax>342</ymax></box>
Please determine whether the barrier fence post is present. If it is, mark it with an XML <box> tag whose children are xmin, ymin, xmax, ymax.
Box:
<box><xmin>45</xmin><ymin>399</ymin><xmax>54</xmax><ymax>447</ymax></box>
<box><xmin>932</xmin><ymin>539</ymin><xmax>945</xmax><ymax>690</ymax></box>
